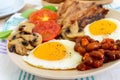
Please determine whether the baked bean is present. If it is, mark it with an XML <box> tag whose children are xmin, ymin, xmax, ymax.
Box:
<box><xmin>116</xmin><ymin>40</ymin><xmax>120</xmax><ymax>43</ymax></box>
<box><xmin>116</xmin><ymin>40</ymin><xmax>120</xmax><ymax>45</ymax></box>
<box><xmin>89</xmin><ymin>51</ymin><xmax>104</xmax><ymax>60</ymax></box>
<box><xmin>101</xmin><ymin>38</ymin><xmax>114</xmax><ymax>44</ymax></box>
<box><xmin>84</xmin><ymin>56</ymin><xmax>93</xmax><ymax>66</ymax></box>
<box><xmin>110</xmin><ymin>44</ymin><xmax>118</xmax><ymax>50</ymax></box>
<box><xmin>86</xmin><ymin>42</ymin><xmax>101</xmax><ymax>51</ymax></box>
<box><xmin>83</xmin><ymin>53</ymin><xmax>90</xmax><ymax>60</ymax></box>
<box><xmin>115</xmin><ymin>40</ymin><xmax>120</xmax><ymax>50</ymax></box>
<box><xmin>85</xmin><ymin>36</ymin><xmax>95</xmax><ymax>43</ymax></box>
<box><xmin>74</xmin><ymin>43</ymin><xmax>81</xmax><ymax>51</ymax></box>
<box><xmin>77</xmin><ymin>46</ymin><xmax>86</xmax><ymax>56</ymax></box>
<box><xmin>98</xmin><ymin>49</ymin><xmax>105</xmax><ymax>54</ymax></box>
<box><xmin>115</xmin><ymin>51</ymin><xmax>120</xmax><ymax>59</ymax></box>
<box><xmin>117</xmin><ymin>45</ymin><xmax>120</xmax><ymax>50</ymax></box>
<box><xmin>93</xmin><ymin>60</ymin><xmax>103</xmax><ymax>68</ymax></box>
<box><xmin>77</xmin><ymin>63</ymin><xmax>87</xmax><ymax>71</ymax></box>
<box><xmin>81</xmin><ymin>38</ymin><xmax>89</xmax><ymax>46</ymax></box>
<box><xmin>75</xmin><ymin>36</ymin><xmax>120</xmax><ymax>71</ymax></box>
<box><xmin>105</xmin><ymin>50</ymin><xmax>116</xmax><ymax>61</ymax></box>
<box><xmin>104</xmin><ymin>56</ymin><xmax>109</xmax><ymax>63</ymax></box>
<box><xmin>75</xmin><ymin>37</ymin><xmax>82</xmax><ymax>43</ymax></box>
<box><xmin>101</xmin><ymin>43</ymin><xmax>109</xmax><ymax>50</ymax></box>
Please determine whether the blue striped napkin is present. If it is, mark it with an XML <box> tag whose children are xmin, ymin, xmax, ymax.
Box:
<box><xmin>0</xmin><ymin>40</ymin><xmax>7</xmax><ymax>54</ymax></box>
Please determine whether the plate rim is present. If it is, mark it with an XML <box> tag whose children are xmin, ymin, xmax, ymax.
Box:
<box><xmin>0</xmin><ymin>0</ymin><xmax>25</xmax><ymax>18</ymax></box>
<box><xmin>6</xmin><ymin>9</ymin><xmax>120</xmax><ymax>79</ymax></box>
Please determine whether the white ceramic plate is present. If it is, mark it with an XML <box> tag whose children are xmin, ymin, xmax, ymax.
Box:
<box><xmin>6</xmin><ymin>9</ymin><xmax>120</xmax><ymax>79</ymax></box>
<box><xmin>81</xmin><ymin>0</ymin><xmax>113</xmax><ymax>4</ymax></box>
<box><xmin>0</xmin><ymin>0</ymin><xmax>25</xmax><ymax>18</ymax></box>
<box><xmin>42</xmin><ymin>0</ymin><xmax>113</xmax><ymax>7</ymax></box>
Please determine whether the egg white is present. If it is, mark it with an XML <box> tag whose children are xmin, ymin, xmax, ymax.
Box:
<box><xmin>22</xmin><ymin>40</ymin><xmax>82</xmax><ymax>70</ymax></box>
<box><xmin>84</xmin><ymin>18</ymin><xmax>120</xmax><ymax>42</ymax></box>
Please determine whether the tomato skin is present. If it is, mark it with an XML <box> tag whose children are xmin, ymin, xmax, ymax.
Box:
<box><xmin>33</xmin><ymin>20</ymin><xmax>61</xmax><ymax>42</ymax></box>
<box><xmin>29</xmin><ymin>9</ymin><xmax>59</xmax><ymax>24</ymax></box>
<box><xmin>30</xmin><ymin>9</ymin><xmax>60</xmax><ymax>42</ymax></box>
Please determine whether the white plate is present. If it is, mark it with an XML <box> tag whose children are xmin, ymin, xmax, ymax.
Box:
<box><xmin>0</xmin><ymin>0</ymin><xmax>15</xmax><ymax>10</ymax></box>
<box><xmin>42</xmin><ymin>0</ymin><xmax>113</xmax><ymax>7</ymax></box>
<box><xmin>6</xmin><ymin>9</ymin><xmax>120</xmax><ymax>79</ymax></box>
<box><xmin>0</xmin><ymin>0</ymin><xmax>25</xmax><ymax>18</ymax></box>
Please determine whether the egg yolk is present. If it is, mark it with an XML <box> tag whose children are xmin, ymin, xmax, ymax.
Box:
<box><xmin>89</xmin><ymin>20</ymin><xmax>117</xmax><ymax>35</ymax></box>
<box><xmin>33</xmin><ymin>42</ymin><xmax>67</xmax><ymax>61</ymax></box>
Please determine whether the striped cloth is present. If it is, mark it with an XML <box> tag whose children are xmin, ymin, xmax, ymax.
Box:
<box><xmin>0</xmin><ymin>40</ymin><xmax>7</xmax><ymax>54</ymax></box>
<box><xmin>0</xmin><ymin>0</ymin><xmax>120</xmax><ymax>80</ymax></box>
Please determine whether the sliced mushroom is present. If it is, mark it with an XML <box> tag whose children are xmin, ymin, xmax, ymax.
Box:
<box><xmin>31</xmin><ymin>33</ymin><xmax>42</xmax><ymax>46</ymax></box>
<box><xmin>8</xmin><ymin>31</ymin><xmax>21</xmax><ymax>41</ymax></box>
<box><xmin>8</xmin><ymin>22</ymin><xmax>42</xmax><ymax>56</ymax></box>
<box><xmin>62</xmin><ymin>21</ymin><xmax>84</xmax><ymax>40</ymax></box>
<box><xmin>21</xmin><ymin>33</ymin><xmax>42</xmax><ymax>47</ymax></box>
<box><xmin>21</xmin><ymin>40</ymin><xmax>34</xmax><ymax>50</ymax></box>
<box><xmin>18</xmin><ymin>22</ymin><xmax>35</xmax><ymax>33</ymax></box>
<box><xmin>8</xmin><ymin>38</ymin><xmax>27</xmax><ymax>55</ymax></box>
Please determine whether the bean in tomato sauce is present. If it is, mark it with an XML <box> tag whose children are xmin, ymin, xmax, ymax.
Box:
<box><xmin>74</xmin><ymin>36</ymin><xmax>120</xmax><ymax>71</ymax></box>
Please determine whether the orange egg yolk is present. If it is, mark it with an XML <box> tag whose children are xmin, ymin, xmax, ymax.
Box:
<box><xmin>33</xmin><ymin>42</ymin><xmax>67</xmax><ymax>61</ymax></box>
<box><xmin>89</xmin><ymin>20</ymin><xmax>117</xmax><ymax>35</ymax></box>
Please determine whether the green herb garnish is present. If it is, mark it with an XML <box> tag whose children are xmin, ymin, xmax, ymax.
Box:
<box><xmin>42</xmin><ymin>5</ymin><xmax>57</xmax><ymax>12</ymax></box>
<box><xmin>0</xmin><ymin>30</ymin><xmax>13</xmax><ymax>39</ymax></box>
<box><xmin>21</xmin><ymin>8</ymin><xmax>37</xmax><ymax>18</ymax></box>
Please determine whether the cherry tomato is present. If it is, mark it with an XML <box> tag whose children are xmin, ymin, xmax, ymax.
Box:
<box><xmin>33</xmin><ymin>20</ymin><xmax>61</xmax><ymax>42</ymax></box>
<box><xmin>29</xmin><ymin>9</ymin><xmax>59</xmax><ymax>24</ymax></box>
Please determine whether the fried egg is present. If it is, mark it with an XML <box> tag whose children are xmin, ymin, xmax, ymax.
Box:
<box><xmin>84</xmin><ymin>18</ymin><xmax>120</xmax><ymax>41</ymax></box>
<box><xmin>23</xmin><ymin>40</ymin><xmax>82</xmax><ymax>70</ymax></box>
